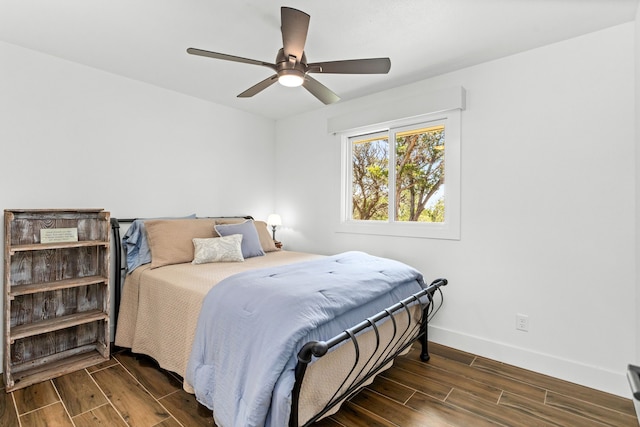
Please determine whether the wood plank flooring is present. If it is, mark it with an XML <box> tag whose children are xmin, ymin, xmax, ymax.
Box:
<box><xmin>1</xmin><ymin>342</ymin><xmax>637</xmax><ymax>426</ymax></box>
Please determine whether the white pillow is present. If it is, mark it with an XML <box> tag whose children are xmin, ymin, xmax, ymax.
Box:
<box><xmin>192</xmin><ymin>234</ymin><xmax>244</xmax><ymax>264</ymax></box>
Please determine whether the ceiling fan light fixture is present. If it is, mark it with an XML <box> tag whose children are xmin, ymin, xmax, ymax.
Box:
<box><xmin>278</xmin><ymin>70</ymin><xmax>304</xmax><ymax>87</ymax></box>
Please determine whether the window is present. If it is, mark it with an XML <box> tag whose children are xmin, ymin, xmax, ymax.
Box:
<box><xmin>339</xmin><ymin>110</ymin><xmax>460</xmax><ymax>239</ymax></box>
<box><xmin>351</xmin><ymin>131</ymin><xmax>389</xmax><ymax>221</ymax></box>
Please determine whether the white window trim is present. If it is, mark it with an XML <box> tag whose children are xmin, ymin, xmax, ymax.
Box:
<box><xmin>338</xmin><ymin>109</ymin><xmax>461</xmax><ymax>240</ymax></box>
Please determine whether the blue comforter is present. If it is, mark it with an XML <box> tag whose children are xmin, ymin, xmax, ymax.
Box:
<box><xmin>186</xmin><ymin>251</ymin><xmax>426</xmax><ymax>427</ymax></box>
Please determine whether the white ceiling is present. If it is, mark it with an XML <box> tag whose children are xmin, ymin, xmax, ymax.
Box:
<box><xmin>1</xmin><ymin>0</ymin><xmax>638</xmax><ymax>120</ymax></box>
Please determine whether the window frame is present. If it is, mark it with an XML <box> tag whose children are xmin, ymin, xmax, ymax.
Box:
<box><xmin>338</xmin><ymin>109</ymin><xmax>461</xmax><ymax>240</ymax></box>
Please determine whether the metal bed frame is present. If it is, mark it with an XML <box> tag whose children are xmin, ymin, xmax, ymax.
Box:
<box><xmin>109</xmin><ymin>217</ymin><xmax>446</xmax><ymax>427</ymax></box>
<box><xmin>291</xmin><ymin>277</ymin><xmax>446</xmax><ymax>426</ymax></box>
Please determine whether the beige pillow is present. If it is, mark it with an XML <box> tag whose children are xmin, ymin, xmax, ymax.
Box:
<box><xmin>254</xmin><ymin>220</ymin><xmax>278</xmax><ymax>252</ymax></box>
<box><xmin>145</xmin><ymin>218</ymin><xmax>217</xmax><ymax>268</ymax></box>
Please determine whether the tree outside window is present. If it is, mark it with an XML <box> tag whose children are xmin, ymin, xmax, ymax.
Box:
<box><xmin>350</xmin><ymin>123</ymin><xmax>445</xmax><ymax>223</ymax></box>
<box><xmin>351</xmin><ymin>133</ymin><xmax>389</xmax><ymax>220</ymax></box>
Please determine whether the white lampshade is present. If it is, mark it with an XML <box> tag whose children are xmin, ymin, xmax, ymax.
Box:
<box><xmin>267</xmin><ymin>214</ymin><xmax>282</xmax><ymax>227</ymax></box>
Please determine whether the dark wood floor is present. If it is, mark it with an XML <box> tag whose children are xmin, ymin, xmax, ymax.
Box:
<box><xmin>1</xmin><ymin>342</ymin><xmax>637</xmax><ymax>426</ymax></box>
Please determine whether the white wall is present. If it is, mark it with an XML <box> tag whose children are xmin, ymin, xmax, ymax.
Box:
<box><xmin>0</xmin><ymin>42</ymin><xmax>277</xmax><ymax>218</ymax></box>
<box><xmin>635</xmin><ymin>4</ymin><xmax>640</xmax><ymax>367</ymax></box>
<box><xmin>0</xmin><ymin>41</ymin><xmax>277</xmax><ymax>366</ymax></box>
<box><xmin>275</xmin><ymin>23</ymin><xmax>636</xmax><ymax>396</ymax></box>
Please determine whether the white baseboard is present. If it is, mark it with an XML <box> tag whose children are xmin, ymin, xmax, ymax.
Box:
<box><xmin>428</xmin><ymin>325</ymin><xmax>631</xmax><ymax>398</ymax></box>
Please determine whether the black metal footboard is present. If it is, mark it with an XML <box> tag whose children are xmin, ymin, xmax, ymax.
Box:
<box><xmin>290</xmin><ymin>278</ymin><xmax>447</xmax><ymax>427</ymax></box>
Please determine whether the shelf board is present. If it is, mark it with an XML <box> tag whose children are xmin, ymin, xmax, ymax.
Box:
<box><xmin>10</xmin><ymin>275</ymin><xmax>108</xmax><ymax>298</ymax></box>
<box><xmin>10</xmin><ymin>309</ymin><xmax>108</xmax><ymax>342</ymax></box>
<box><xmin>6</xmin><ymin>348</ymin><xmax>108</xmax><ymax>392</ymax></box>
<box><xmin>9</xmin><ymin>240</ymin><xmax>109</xmax><ymax>254</ymax></box>
<box><xmin>6</xmin><ymin>208</ymin><xmax>105</xmax><ymax>214</ymax></box>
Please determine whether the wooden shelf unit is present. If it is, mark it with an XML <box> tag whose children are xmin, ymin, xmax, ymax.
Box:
<box><xmin>3</xmin><ymin>209</ymin><xmax>110</xmax><ymax>392</ymax></box>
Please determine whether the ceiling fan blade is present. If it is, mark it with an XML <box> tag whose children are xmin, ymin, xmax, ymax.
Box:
<box><xmin>237</xmin><ymin>74</ymin><xmax>279</xmax><ymax>98</ymax></box>
<box><xmin>281</xmin><ymin>7</ymin><xmax>310</xmax><ymax>62</ymax></box>
<box><xmin>187</xmin><ymin>48</ymin><xmax>276</xmax><ymax>71</ymax></box>
<box><xmin>303</xmin><ymin>75</ymin><xmax>340</xmax><ymax>105</ymax></box>
<box><xmin>308</xmin><ymin>58</ymin><xmax>391</xmax><ymax>74</ymax></box>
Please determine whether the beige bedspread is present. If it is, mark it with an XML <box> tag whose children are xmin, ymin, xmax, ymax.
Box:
<box><xmin>114</xmin><ymin>250</ymin><xmax>324</xmax><ymax>392</ymax></box>
<box><xmin>114</xmin><ymin>249</ymin><xmax>424</xmax><ymax>425</ymax></box>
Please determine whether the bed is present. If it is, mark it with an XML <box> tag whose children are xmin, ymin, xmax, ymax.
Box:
<box><xmin>110</xmin><ymin>216</ymin><xmax>446</xmax><ymax>427</ymax></box>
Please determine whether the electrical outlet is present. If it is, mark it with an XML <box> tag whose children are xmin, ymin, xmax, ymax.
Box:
<box><xmin>516</xmin><ymin>313</ymin><xmax>529</xmax><ymax>332</ymax></box>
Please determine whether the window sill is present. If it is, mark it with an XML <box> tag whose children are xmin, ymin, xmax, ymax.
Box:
<box><xmin>335</xmin><ymin>221</ymin><xmax>460</xmax><ymax>240</ymax></box>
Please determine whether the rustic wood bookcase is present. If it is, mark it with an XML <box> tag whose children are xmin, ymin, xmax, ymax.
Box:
<box><xmin>3</xmin><ymin>209</ymin><xmax>110</xmax><ymax>391</ymax></box>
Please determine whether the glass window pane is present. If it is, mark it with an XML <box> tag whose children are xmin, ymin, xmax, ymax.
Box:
<box><xmin>351</xmin><ymin>134</ymin><xmax>389</xmax><ymax>221</ymax></box>
<box><xmin>395</xmin><ymin>125</ymin><xmax>445</xmax><ymax>222</ymax></box>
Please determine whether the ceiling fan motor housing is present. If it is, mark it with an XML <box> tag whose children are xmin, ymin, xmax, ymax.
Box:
<box><xmin>276</xmin><ymin>48</ymin><xmax>306</xmax><ymax>86</ymax></box>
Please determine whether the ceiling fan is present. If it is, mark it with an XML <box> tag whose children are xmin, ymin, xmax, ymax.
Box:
<box><xmin>187</xmin><ymin>6</ymin><xmax>391</xmax><ymax>104</ymax></box>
